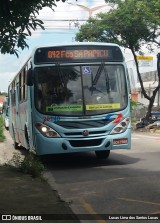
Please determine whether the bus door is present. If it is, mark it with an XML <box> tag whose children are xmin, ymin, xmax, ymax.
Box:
<box><xmin>15</xmin><ymin>83</ymin><xmax>22</xmax><ymax>144</ymax></box>
<box><xmin>25</xmin><ymin>87</ymin><xmax>34</xmax><ymax>151</ymax></box>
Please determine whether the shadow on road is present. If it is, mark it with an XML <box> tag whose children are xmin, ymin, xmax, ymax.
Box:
<box><xmin>40</xmin><ymin>151</ymin><xmax>140</xmax><ymax>170</ymax></box>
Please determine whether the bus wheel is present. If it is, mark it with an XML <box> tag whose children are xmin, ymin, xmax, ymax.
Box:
<box><xmin>12</xmin><ymin>126</ymin><xmax>19</xmax><ymax>150</ymax></box>
<box><xmin>95</xmin><ymin>150</ymin><xmax>110</xmax><ymax>159</ymax></box>
<box><xmin>14</xmin><ymin>141</ymin><xmax>19</xmax><ymax>150</ymax></box>
<box><xmin>5</xmin><ymin>126</ymin><xmax>9</xmax><ymax>131</ymax></box>
<box><xmin>25</xmin><ymin>127</ymin><xmax>30</xmax><ymax>149</ymax></box>
<box><xmin>13</xmin><ymin>134</ymin><xmax>19</xmax><ymax>150</ymax></box>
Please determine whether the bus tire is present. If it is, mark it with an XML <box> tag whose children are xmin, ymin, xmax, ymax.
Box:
<box><xmin>12</xmin><ymin>127</ymin><xmax>19</xmax><ymax>150</ymax></box>
<box><xmin>95</xmin><ymin>150</ymin><xmax>110</xmax><ymax>159</ymax></box>
<box><xmin>14</xmin><ymin>141</ymin><xmax>19</xmax><ymax>150</ymax></box>
<box><xmin>25</xmin><ymin>126</ymin><xmax>30</xmax><ymax>149</ymax></box>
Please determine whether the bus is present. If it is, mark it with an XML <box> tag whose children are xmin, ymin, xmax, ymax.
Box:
<box><xmin>8</xmin><ymin>42</ymin><xmax>131</xmax><ymax>159</ymax></box>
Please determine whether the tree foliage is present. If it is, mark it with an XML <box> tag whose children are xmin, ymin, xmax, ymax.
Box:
<box><xmin>0</xmin><ymin>0</ymin><xmax>67</xmax><ymax>56</ymax></box>
<box><xmin>76</xmin><ymin>0</ymin><xmax>160</xmax><ymax>118</ymax></box>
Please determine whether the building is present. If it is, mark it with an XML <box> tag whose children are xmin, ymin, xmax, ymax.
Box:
<box><xmin>0</xmin><ymin>96</ymin><xmax>5</xmax><ymax>114</ymax></box>
<box><xmin>135</xmin><ymin>70</ymin><xmax>160</xmax><ymax>106</ymax></box>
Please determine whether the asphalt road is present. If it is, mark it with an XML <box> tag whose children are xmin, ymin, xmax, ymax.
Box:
<box><xmin>43</xmin><ymin>132</ymin><xmax>160</xmax><ymax>223</ymax></box>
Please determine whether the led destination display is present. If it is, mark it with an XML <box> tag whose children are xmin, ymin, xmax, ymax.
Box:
<box><xmin>34</xmin><ymin>45</ymin><xmax>124</xmax><ymax>63</ymax></box>
<box><xmin>47</xmin><ymin>49</ymin><xmax>109</xmax><ymax>59</ymax></box>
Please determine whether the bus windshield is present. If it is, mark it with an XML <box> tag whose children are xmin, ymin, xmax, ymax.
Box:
<box><xmin>34</xmin><ymin>64</ymin><xmax>127</xmax><ymax>116</ymax></box>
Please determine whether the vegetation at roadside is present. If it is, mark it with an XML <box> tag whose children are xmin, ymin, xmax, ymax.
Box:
<box><xmin>9</xmin><ymin>153</ymin><xmax>45</xmax><ymax>178</ymax></box>
<box><xmin>0</xmin><ymin>91</ymin><xmax>8</xmax><ymax>96</ymax></box>
<box><xmin>130</xmin><ymin>99</ymin><xmax>138</xmax><ymax>128</ymax></box>
<box><xmin>130</xmin><ymin>99</ymin><xmax>138</xmax><ymax>112</ymax></box>
<box><xmin>0</xmin><ymin>116</ymin><xmax>5</xmax><ymax>142</ymax></box>
<box><xmin>20</xmin><ymin>154</ymin><xmax>45</xmax><ymax>178</ymax></box>
<box><xmin>0</xmin><ymin>110</ymin><xmax>44</xmax><ymax>178</ymax></box>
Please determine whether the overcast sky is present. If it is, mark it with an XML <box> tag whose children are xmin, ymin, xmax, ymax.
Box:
<box><xmin>0</xmin><ymin>0</ymin><xmax>158</xmax><ymax>92</ymax></box>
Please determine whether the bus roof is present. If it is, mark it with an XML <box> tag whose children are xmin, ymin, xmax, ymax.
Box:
<box><xmin>32</xmin><ymin>42</ymin><xmax>121</xmax><ymax>52</ymax></box>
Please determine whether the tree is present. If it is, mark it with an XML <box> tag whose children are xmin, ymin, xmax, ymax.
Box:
<box><xmin>0</xmin><ymin>0</ymin><xmax>67</xmax><ymax>56</ymax></box>
<box><xmin>75</xmin><ymin>0</ymin><xmax>160</xmax><ymax>119</ymax></box>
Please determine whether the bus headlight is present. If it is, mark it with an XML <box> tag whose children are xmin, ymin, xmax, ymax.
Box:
<box><xmin>35</xmin><ymin>123</ymin><xmax>60</xmax><ymax>138</ymax></box>
<box><xmin>110</xmin><ymin>118</ymin><xmax>130</xmax><ymax>134</ymax></box>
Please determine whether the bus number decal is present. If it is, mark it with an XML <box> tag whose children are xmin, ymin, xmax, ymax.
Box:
<box><xmin>43</xmin><ymin>116</ymin><xmax>52</xmax><ymax>122</ymax></box>
<box><xmin>43</xmin><ymin>116</ymin><xmax>60</xmax><ymax>123</ymax></box>
<box><xmin>53</xmin><ymin>116</ymin><xmax>60</xmax><ymax>122</ymax></box>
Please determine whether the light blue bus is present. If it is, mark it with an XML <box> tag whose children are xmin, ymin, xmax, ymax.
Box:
<box><xmin>8</xmin><ymin>42</ymin><xmax>131</xmax><ymax>159</ymax></box>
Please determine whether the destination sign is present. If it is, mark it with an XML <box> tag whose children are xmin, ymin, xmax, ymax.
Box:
<box><xmin>34</xmin><ymin>45</ymin><xmax>124</xmax><ymax>64</ymax></box>
<box><xmin>47</xmin><ymin>49</ymin><xmax>109</xmax><ymax>59</ymax></box>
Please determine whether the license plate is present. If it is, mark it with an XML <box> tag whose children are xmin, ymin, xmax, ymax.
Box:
<box><xmin>113</xmin><ymin>138</ymin><xmax>128</xmax><ymax>145</ymax></box>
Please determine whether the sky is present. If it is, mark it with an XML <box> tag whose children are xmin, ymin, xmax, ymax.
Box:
<box><xmin>0</xmin><ymin>0</ymin><xmax>158</xmax><ymax>92</ymax></box>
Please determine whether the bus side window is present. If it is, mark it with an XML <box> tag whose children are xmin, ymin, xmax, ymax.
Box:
<box><xmin>11</xmin><ymin>82</ymin><xmax>16</xmax><ymax>106</ymax></box>
<box><xmin>24</xmin><ymin>67</ymin><xmax>27</xmax><ymax>100</ymax></box>
<box><xmin>19</xmin><ymin>72</ymin><xmax>22</xmax><ymax>102</ymax></box>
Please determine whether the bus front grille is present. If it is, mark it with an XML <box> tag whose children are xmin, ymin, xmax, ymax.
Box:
<box><xmin>69</xmin><ymin>139</ymin><xmax>102</xmax><ymax>147</ymax></box>
<box><xmin>64</xmin><ymin>130</ymin><xmax>107</xmax><ymax>137</ymax></box>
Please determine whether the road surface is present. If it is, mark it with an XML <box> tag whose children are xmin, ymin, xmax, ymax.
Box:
<box><xmin>43</xmin><ymin>131</ymin><xmax>160</xmax><ymax>222</ymax></box>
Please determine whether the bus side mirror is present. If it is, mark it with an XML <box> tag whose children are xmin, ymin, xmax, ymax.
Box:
<box><xmin>27</xmin><ymin>69</ymin><xmax>33</xmax><ymax>86</ymax></box>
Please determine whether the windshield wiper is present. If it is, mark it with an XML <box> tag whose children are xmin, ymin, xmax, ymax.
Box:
<box><xmin>91</xmin><ymin>63</ymin><xmax>111</xmax><ymax>93</ymax></box>
<box><xmin>93</xmin><ymin>63</ymin><xmax>104</xmax><ymax>85</ymax></box>
<box><xmin>88</xmin><ymin>63</ymin><xmax>105</xmax><ymax>95</ymax></box>
<box><xmin>103</xmin><ymin>66</ymin><xmax>110</xmax><ymax>93</ymax></box>
<box><xmin>56</xmin><ymin>63</ymin><xmax>65</xmax><ymax>87</ymax></box>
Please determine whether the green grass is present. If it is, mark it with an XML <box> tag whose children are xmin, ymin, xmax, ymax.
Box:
<box><xmin>0</xmin><ymin>116</ymin><xmax>5</xmax><ymax>142</ymax></box>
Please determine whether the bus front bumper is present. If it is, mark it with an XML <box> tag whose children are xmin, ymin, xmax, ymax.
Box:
<box><xmin>34</xmin><ymin>128</ymin><xmax>131</xmax><ymax>155</ymax></box>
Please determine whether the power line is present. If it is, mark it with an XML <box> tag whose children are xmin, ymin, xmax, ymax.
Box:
<box><xmin>29</xmin><ymin>30</ymin><xmax>77</xmax><ymax>34</ymax></box>
<box><xmin>31</xmin><ymin>31</ymin><xmax>76</xmax><ymax>34</ymax></box>
<box><xmin>39</xmin><ymin>19</ymin><xmax>88</xmax><ymax>21</ymax></box>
